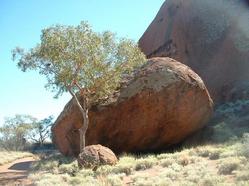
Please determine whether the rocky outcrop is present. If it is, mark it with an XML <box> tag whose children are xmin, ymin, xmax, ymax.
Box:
<box><xmin>139</xmin><ymin>0</ymin><xmax>249</xmax><ymax>103</ymax></box>
<box><xmin>77</xmin><ymin>145</ymin><xmax>118</xmax><ymax>169</ymax></box>
<box><xmin>52</xmin><ymin>57</ymin><xmax>213</xmax><ymax>156</ymax></box>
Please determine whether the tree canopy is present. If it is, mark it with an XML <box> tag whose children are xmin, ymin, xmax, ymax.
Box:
<box><xmin>12</xmin><ymin>21</ymin><xmax>146</xmax><ymax>104</ymax></box>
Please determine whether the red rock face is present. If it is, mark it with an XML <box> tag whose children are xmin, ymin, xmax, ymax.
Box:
<box><xmin>139</xmin><ymin>0</ymin><xmax>249</xmax><ymax>103</ymax></box>
<box><xmin>52</xmin><ymin>57</ymin><xmax>213</xmax><ymax>156</ymax></box>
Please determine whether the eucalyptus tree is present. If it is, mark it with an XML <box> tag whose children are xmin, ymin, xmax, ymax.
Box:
<box><xmin>0</xmin><ymin>115</ymin><xmax>35</xmax><ymax>150</ymax></box>
<box><xmin>0</xmin><ymin>114</ymin><xmax>53</xmax><ymax>150</ymax></box>
<box><xmin>28</xmin><ymin>116</ymin><xmax>53</xmax><ymax>146</ymax></box>
<box><xmin>12</xmin><ymin>21</ymin><xmax>146</xmax><ymax>153</ymax></box>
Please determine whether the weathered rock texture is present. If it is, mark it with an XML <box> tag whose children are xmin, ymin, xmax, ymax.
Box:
<box><xmin>77</xmin><ymin>144</ymin><xmax>118</xmax><ymax>169</ymax></box>
<box><xmin>52</xmin><ymin>57</ymin><xmax>213</xmax><ymax>156</ymax></box>
<box><xmin>139</xmin><ymin>0</ymin><xmax>249</xmax><ymax>103</ymax></box>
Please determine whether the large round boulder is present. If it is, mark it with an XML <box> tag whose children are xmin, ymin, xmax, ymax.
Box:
<box><xmin>52</xmin><ymin>57</ymin><xmax>213</xmax><ymax>156</ymax></box>
<box><xmin>139</xmin><ymin>0</ymin><xmax>249</xmax><ymax>103</ymax></box>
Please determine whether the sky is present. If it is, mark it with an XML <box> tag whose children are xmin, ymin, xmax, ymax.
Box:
<box><xmin>0</xmin><ymin>0</ymin><xmax>164</xmax><ymax>124</ymax></box>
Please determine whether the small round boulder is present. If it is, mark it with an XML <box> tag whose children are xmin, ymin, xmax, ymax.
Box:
<box><xmin>77</xmin><ymin>144</ymin><xmax>118</xmax><ymax>169</ymax></box>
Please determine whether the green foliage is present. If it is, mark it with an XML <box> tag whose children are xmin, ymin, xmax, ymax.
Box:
<box><xmin>12</xmin><ymin>21</ymin><xmax>146</xmax><ymax>104</ymax></box>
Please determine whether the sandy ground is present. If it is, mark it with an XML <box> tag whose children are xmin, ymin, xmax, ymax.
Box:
<box><xmin>0</xmin><ymin>157</ymin><xmax>36</xmax><ymax>186</ymax></box>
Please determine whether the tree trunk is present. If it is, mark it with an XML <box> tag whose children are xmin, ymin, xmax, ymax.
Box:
<box><xmin>79</xmin><ymin>108</ymin><xmax>89</xmax><ymax>153</ymax></box>
<box><xmin>68</xmin><ymin>88</ymin><xmax>89</xmax><ymax>154</ymax></box>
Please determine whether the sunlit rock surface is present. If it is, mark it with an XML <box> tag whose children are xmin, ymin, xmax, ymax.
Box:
<box><xmin>52</xmin><ymin>57</ymin><xmax>213</xmax><ymax>156</ymax></box>
<box><xmin>139</xmin><ymin>0</ymin><xmax>249</xmax><ymax>103</ymax></box>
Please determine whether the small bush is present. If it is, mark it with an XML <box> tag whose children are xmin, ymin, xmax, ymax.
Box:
<box><xmin>195</xmin><ymin>147</ymin><xmax>210</xmax><ymax>157</ymax></box>
<box><xmin>134</xmin><ymin>158</ymin><xmax>156</xmax><ymax>171</ymax></box>
<box><xmin>69</xmin><ymin>176</ymin><xmax>99</xmax><ymax>186</ymax></box>
<box><xmin>96</xmin><ymin>163</ymin><xmax>133</xmax><ymax>176</ymax></box>
<box><xmin>32</xmin><ymin>159</ymin><xmax>59</xmax><ymax>172</ymax></box>
<box><xmin>236</xmin><ymin>171</ymin><xmax>249</xmax><ymax>181</ymax></box>
<box><xmin>160</xmin><ymin>158</ymin><xmax>175</xmax><ymax>167</ymax></box>
<box><xmin>177</xmin><ymin>155</ymin><xmax>190</xmax><ymax>166</ymax></box>
<box><xmin>198</xmin><ymin>175</ymin><xmax>225</xmax><ymax>186</ymax></box>
<box><xmin>34</xmin><ymin>173</ymin><xmax>67</xmax><ymax>186</ymax></box>
<box><xmin>131</xmin><ymin>173</ymin><xmax>154</xmax><ymax>186</ymax></box>
<box><xmin>106</xmin><ymin>174</ymin><xmax>123</xmax><ymax>186</ymax></box>
<box><xmin>76</xmin><ymin>169</ymin><xmax>95</xmax><ymax>177</ymax></box>
<box><xmin>58</xmin><ymin>161</ymin><xmax>78</xmax><ymax>175</ymax></box>
<box><xmin>159</xmin><ymin>168</ymin><xmax>179</xmax><ymax>180</ymax></box>
<box><xmin>110</xmin><ymin>156</ymin><xmax>136</xmax><ymax>175</ymax></box>
<box><xmin>218</xmin><ymin>158</ymin><xmax>241</xmax><ymax>175</ymax></box>
<box><xmin>209</xmin><ymin>150</ymin><xmax>221</xmax><ymax>160</ymax></box>
<box><xmin>240</xmin><ymin>133</ymin><xmax>249</xmax><ymax>158</ymax></box>
<box><xmin>112</xmin><ymin>164</ymin><xmax>134</xmax><ymax>175</ymax></box>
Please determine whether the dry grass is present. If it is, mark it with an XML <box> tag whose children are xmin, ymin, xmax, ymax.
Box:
<box><xmin>0</xmin><ymin>151</ymin><xmax>34</xmax><ymax>165</ymax></box>
<box><xmin>27</xmin><ymin>132</ymin><xmax>249</xmax><ymax>186</ymax></box>
<box><xmin>29</xmin><ymin>100</ymin><xmax>249</xmax><ymax>185</ymax></box>
<box><xmin>28</xmin><ymin>137</ymin><xmax>249</xmax><ymax>186</ymax></box>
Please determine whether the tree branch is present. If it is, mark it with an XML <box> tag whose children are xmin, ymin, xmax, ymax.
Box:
<box><xmin>28</xmin><ymin>135</ymin><xmax>40</xmax><ymax>143</ymax></box>
<box><xmin>68</xmin><ymin>87</ymin><xmax>85</xmax><ymax>113</ymax></box>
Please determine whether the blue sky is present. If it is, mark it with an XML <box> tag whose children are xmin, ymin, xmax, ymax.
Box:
<box><xmin>0</xmin><ymin>0</ymin><xmax>164</xmax><ymax>124</ymax></box>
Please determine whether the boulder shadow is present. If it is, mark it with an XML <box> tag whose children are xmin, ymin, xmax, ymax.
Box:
<box><xmin>8</xmin><ymin>161</ymin><xmax>36</xmax><ymax>171</ymax></box>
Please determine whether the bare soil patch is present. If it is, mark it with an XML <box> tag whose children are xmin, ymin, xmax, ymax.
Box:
<box><xmin>0</xmin><ymin>157</ymin><xmax>36</xmax><ymax>186</ymax></box>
